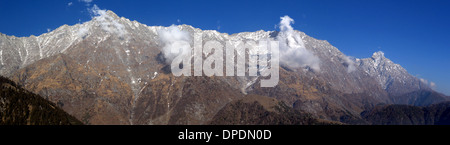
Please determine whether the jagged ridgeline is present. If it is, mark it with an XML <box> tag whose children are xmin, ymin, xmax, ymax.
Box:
<box><xmin>0</xmin><ymin>10</ymin><xmax>448</xmax><ymax>125</ymax></box>
<box><xmin>0</xmin><ymin>76</ymin><xmax>82</xmax><ymax>125</ymax></box>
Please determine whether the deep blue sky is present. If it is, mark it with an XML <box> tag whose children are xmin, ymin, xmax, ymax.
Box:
<box><xmin>0</xmin><ymin>0</ymin><xmax>449</xmax><ymax>95</ymax></box>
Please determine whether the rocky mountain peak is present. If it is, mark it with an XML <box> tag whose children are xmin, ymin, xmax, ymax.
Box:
<box><xmin>372</xmin><ymin>51</ymin><xmax>385</xmax><ymax>60</ymax></box>
<box><xmin>371</xmin><ymin>51</ymin><xmax>387</xmax><ymax>67</ymax></box>
<box><xmin>105</xmin><ymin>10</ymin><xmax>119</xmax><ymax>18</ymax></box>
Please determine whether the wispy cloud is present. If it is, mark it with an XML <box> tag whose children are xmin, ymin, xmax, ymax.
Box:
<box><xmin>420</xmin><ymin>78</ymin><xmax>429</xmax><ymax>85</ymax></box>
<box><xmin>343</xmin><ymin>55</ymin><xmax>356</xmax><ymax>73</ymax></box>
<box><xmin>157</xmin><ymin>25</ymin><xmax>191</xmax><ymax>64</ymax></box>
<box><xmin>68</xmin><ymin>2</ymin><xmax>73</xmax><ymax>6</ymax></box>
<box><xmin>420</xmin><ymin>78</ymin><xmax>437</xmax><ymax>90</ymax></box>
<box><xmin>88</xmin><ymin>4</ymin><xmax>104</xmax><ymax>16</ymax></box>
<box><xmin>79</xmin><ymin>0</ymin><xmax>93</xmax><ymax>6</ymax></box>
<box><xmin>430</xmin><ymin>82</ymin><xmax>437</xmax><ymax>89</ymax></box>
<box><xmin>276</xmin><ymin>15</ymin><xmax>321</xmax><ymax>71</ymax></box>
<box><xmin>88</xmin><ymin>4</ymin><xmax>127</xmax><ymax>37</ymax></box>
<box><xmin>77</xmin><ymin>26</ymin><xmax>89</xmax><ymax>38</ymax></box>
<box><xmin>217</xmin><ymin>20</ymin><xmax>221</xmax><ymax>31</ymax></box>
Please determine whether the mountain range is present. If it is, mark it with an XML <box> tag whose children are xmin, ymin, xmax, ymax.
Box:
<box><xmin>0</xmin><ymin>10</ymin><xmax>448</xmax><ymax>125</ymax></box>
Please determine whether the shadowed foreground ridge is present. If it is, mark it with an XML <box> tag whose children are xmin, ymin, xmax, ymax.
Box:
<box><xmin>362</xmin><ymin>102</ymin><xmax>450</xmax><ymax>125</ymax></box>
<box><xmin>0</xmin><ymin>76</ymin><xmax>82</xmax><ymax>125</ymax></box>
<box><xmin>209</xmin><ymin>95</ymin><xmax>339</xmax><ymax>125</ymax></box>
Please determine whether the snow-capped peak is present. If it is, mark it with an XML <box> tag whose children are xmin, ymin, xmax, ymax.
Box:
<box><xmin>371</xmin><ymin>51</ymin><xmax>386</xmax><ymax>67</ymax></box>
<box><xmin>372</xmin><ymin>51</ymin><xmax>385</xmax><ymax>60</ymax></box>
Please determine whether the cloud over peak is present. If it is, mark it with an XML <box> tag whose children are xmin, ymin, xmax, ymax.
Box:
<box><xmin>276</xmin><ymin>15</ymin><xmax>321</xmax><ymax>71</ymax></box>
<box><xmin>158</xmin><ymin>25</ymin><xmax>192</xmax><ymax>64</ymax></box>
<box><xmin>88</xmin><ymin>4</ymin><xmax>127</xmax><ymax>37</ymax></box>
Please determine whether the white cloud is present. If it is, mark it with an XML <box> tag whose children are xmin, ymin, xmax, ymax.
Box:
<box><xmin>77</xmin><ymin>26</ymin><xmax>89</xmax><ymax>38</ymax></box>
<box><xmin>430</xmin><ymin>82</ymin><xmax>437</xmax><ymax>89</ymax></box>
<box><xmin>420</xmin><ymin>78</ymin><xmax>428</xmax><ymax>85</ymax></box>
<box><xmin>276</xmin><ymin>15</ymin><xmax>321</xmax><ymax>71</ymax></box>
<box><xmin>88</xmin><ymin>5</ymin><xmax>127</xmax><ymax>37</ymax></box>
<box><xmin>157</xmin><ymin>25</ymin><xmax>192</xmax><ymax>64</ymax></box>
<box><xmin>89</xmin><ymin>4</ymin><xmax>104</xmax><ymax>16</ymax></box>
<box><xmin>343</xmin><ymin>55</ymin><xmax>356</xmax><ymax>73</ymax></box>
<box><xmin>419</xmin><ymin>78</ymin><xmax>437</xmax><ymax>89</ymax></box>
<box><xmin>79</xmin><ymin>0</ymin><xmax>93</xmax><ymax>6</ymax></box>
<box><xmin>47</xmin><ymin>28</ymin><xmax>51</xmax><ymax>32</ymax></box>
<box><xmin>68</xmin><ymin>2</ymin><xmax>73</xmax><ymax>6</ymax></box>
<box><xmin>217</xmin><ymin>20</ymin><xmax>221</xmax><ymax>30</ymax></box>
